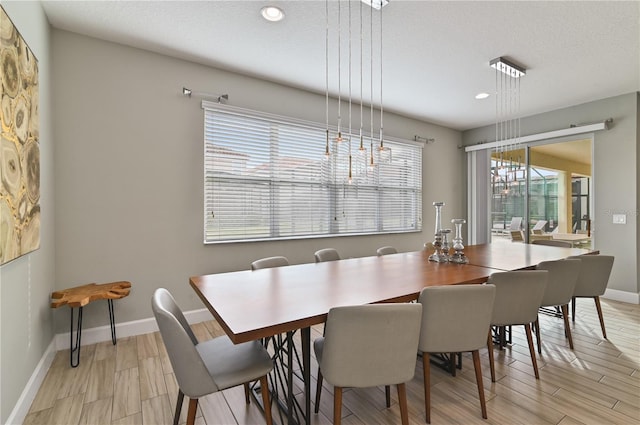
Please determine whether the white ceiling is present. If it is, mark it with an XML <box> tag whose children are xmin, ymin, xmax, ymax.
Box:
<box><xmin>40</xmin><ymin>0</ymin><xmax>639</xmax><ymax>131</ymax></box>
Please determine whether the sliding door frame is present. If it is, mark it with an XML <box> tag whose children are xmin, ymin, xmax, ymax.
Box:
<box><xmin>466</xmin><ymin>133</ymin><xmax>597</xmax><ymax>245</ymax></box>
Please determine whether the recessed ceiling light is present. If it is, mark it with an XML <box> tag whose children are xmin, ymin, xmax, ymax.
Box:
<box><xmin>475</xmin><ymin>92</ymin><xmax>490</xmax><ymax>100</ymax></box>
<box><xmin>261</xmin><ymin>6</ymin><xmax>285</xmax><ymax>22</ymax></box>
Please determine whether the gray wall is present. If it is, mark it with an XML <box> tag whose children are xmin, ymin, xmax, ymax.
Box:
<box><xmin>51</xmin><ymin>29</ymin><xmax>464</xmax><ymax>332</ymax></box>
<box><xmin>462</xmin><ymin>92</ymin><xmax>640</xmax><ymax>297</ymax></box>
<box><xmin>0</xmin><ymin>1</ymin><xmax>54</xmax><ymax>423</ymax></box>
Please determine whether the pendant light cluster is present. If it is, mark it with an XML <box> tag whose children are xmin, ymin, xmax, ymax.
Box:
<box><xmin>490</xmin><ymin>56</ymin><xmax>526</xmax><ymax>195</ymax></box>
<box><xmin>324</xmin><ymin>0</ymin><xmax>390</xmax><ymax>184</ymax></box>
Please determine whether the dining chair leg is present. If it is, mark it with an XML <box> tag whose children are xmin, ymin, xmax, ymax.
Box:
<box><xmin>260</xmin><ymin>375</ymin><xmax>273</xmax><ymax>425</ymax></box>
<box><xmin>186</xmin><ymin>398</ymin><xmax>198</xmax><ymax>425</ymax></box>
<box><xmin>524</xmin><ymin>324</ymin><xmax>540</xmax><ymax>379</ymax></box>
<box><xmin>471</xmin><ymin>350</ymin><xmax>487</xmax><ymax>419</ymax></box>
<box><xmin>244</xmin><ymin>383</ymin><xmax>250</xmax><ymax>404</ymax></box>
<box><xmin>397</xmin><ymin>383</ymin><xmax>409</xmax><ymax>425</ymax></box>
<box><xmin>314</xmin><ymin>370</ymin><xmax>323</xmax><ymax>413</ymax></box>
<box><xmin>173</xmin><ymin>389</ymin><xmax>184</xmax><ymax>425</ymax></box>
<box><xmin>385</xmin><ymin>385</ymin><xmax>391</xmax><ymax>408</ymax></box>
<box><xmin>535</xmin><ymin>316</ymin><xmax>542</xmax><ymax>354</ymax></box>
<box><xmin>594</xmin><ymin>296</ymin><xmax>607</xmax><ymax>339</ymax></box>
<box><xmin>487</xmin><ymin>330</ymin><xmax>495</xmax><ymax>382</ymax></box>
<box><xmin>334</xmin><ymin>386</ymin><xmax>343</xmax><ymax>425</ymax></box>
<box><xmin>571</xmin><ymin>296</ymin><xmax>576</xmax><ymax>323</ymax></box>
<box><xmin>422</xmin><ymin>353</ymin><xmax>431</xmax><ymax>423</ymax></box>
<box><xmin>449</xmin><ymin>352</ymin><xmax>456</xmax><ymax>376</ymax></box>
<box><xmin>561</xmin><ymin>304</ymin><xmax>574</xmax><ymax>349</ymax></box>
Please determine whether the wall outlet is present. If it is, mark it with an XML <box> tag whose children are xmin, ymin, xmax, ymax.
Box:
<box><xmin>612</xmin><ymin>214</ymin><xmax>626</xmax><ymax>224</ymax></box>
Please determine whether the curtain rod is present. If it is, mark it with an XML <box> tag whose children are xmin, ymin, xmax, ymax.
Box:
<box><xmin>182</xmin><ymin>87</ymin><xmax>228</xmax><ymax>103</ymax></box>
<box><xmin>464</xmin><ymin>119</ymin><xmax>612</xmax><ymax>153</ymax></box>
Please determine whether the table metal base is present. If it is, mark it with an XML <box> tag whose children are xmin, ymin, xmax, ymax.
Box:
<box><xmin>69</xmin><ymin>299</ymin><xmax>118</xmax><ymax>368</ymax></box>
<box><xmin>251</xmin><ymin>327</ymin><xmax>311</xmax><ymax>425</ymax></box>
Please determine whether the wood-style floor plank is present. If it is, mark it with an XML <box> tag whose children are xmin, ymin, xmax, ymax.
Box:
<box><xmin>112</xmin><ymin>367</ymin><xmax>141</xmax><ymax>421</ymax></box>
<box><xmin>78</xmin><ymin>398</ymin><xmax>112</xmax><ymax>425</ymax></box>
<box><xmin>49</xmin><ymin>393</ymin><xmax>85</xmax><ymax>425</ymax></box>
<box><xmin>115</xmin><ymin>336</ymin><xmax>138</xmax><ymax>371</ymax></box>
<box><xmin>24</xmin><ymin>298</ymin><xmax>640</xmax><ymax>425</ymax></box>
<box><xmin>138</xmin><ymin>356</ymin><xmax>167</xmax><ymax>401</ymax></box>
<box><xmin>85</xmin><ymin>357</ymin><xmax>116</xmax><ymax>403</ymax></box>
<box><xmin>141</xmin><ymin>394</ymin><xmax>173</xmax><ymax>425</ymax></box>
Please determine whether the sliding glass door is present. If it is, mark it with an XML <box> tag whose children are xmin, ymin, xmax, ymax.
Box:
<box><xmin>487</xmin><ymin>139</ymin><xmax>592</xmax><ymax>244</ymax></box>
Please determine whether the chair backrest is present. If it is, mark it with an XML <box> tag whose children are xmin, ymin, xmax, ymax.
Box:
<box><xmin>320</xmin><ymin>304</ymin><xmax>422</xmax><ymax>388</ymax></box>
<box><xmin>536</xmin><ymin>259</ymin><xmax>582</xmax><ymax>307</ymax></box>
<box><xmin>152</xmin><ymin>288</ymin><xmax>218</xmax><ymax>397</ymax></box>
<box><xmin>567</xmin><ymin>255</ymin><xmax>614</xmax><ymax>297</ymax></box>
<box><xmin>251</xmin><ymin>256</ymin><xmax>289</xmax><ymax>270</ymax></box>
<box><xmin>531</xmin><ymin>220</ymin><xmax>547</xmax><ymax>234</ymax></box>
<box><xmin>376</xmin><ymin>246</ymin><xmax>398</xmax><ymax>256</ymax></box>
<box><xmin>488</xmin><ymin>270</ymin><xmax>548</xmax><ymax>326</ymax></box>
<box><xmin>314</xmin><ymin>248</ymin><xmax>341</xmax><ymax>263</ymax></box>
<box><xmin>531</xmin><ymin>239</ymin><xmax>572</xmax><ymax>248</ymax></box>
<box><xmin>509</xmin><ymin>216</ymin><xmax>523</xmax><ymax>231</ymax></box>
<box><xmin>418</xmin><ymin>284</ymin><xmax>496</xmax><ymax>353</ymax></box>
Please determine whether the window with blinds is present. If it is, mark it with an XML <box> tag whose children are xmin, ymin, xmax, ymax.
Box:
<box><xmin>203</xmin><ymin>101</ymin><xmax>422</xmax><ymax>243</ymax></box>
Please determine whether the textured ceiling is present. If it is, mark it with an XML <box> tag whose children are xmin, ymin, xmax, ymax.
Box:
<box><xmin>40</xmin><ymin>0</ymin><xmax>640</xmax><ymax>131</ymax></box>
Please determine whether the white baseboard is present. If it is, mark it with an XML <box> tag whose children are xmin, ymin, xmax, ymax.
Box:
<box><xmin>5</xmin><ymin>340</ymin><xmax>57</xmax><ymax>425</ymax></box>
<box><xmin>603</xmin><ymin>288</ymin><xmax>640</xmax><ymax>304</ymax></box>
<box><xmin>54</xmin><ymin>308</ymin><xmax>213</xmax><ymax>351</ymax></box>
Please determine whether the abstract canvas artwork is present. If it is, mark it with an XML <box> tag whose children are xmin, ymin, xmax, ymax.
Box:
<box><xmin>0</xmin><ymin>5</ymin><xmax>40</xmax><ymax>265</ymax></box>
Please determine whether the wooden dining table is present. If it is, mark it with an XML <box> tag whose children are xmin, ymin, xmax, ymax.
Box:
<box><xmin>189</xmin><ymin>243</ymin><xmax>592</xmax><ymax>424</ymax></box>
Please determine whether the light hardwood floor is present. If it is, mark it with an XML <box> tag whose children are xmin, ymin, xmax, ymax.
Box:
<box><xmin>24</xmin><ymin>298</ymin><xmax>640</xmax><ymax>425</ymax></box>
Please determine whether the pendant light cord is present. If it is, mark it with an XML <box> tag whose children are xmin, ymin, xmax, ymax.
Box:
<box><xmin>369</xmin><ymin>1</ymin><xmax>374</xmax><ymax>166</ymax></box>
<box><xmin>337</xmin><ymin>0</ymin><xmax>342</xmax><ymax>140</ymax></box>
<box><xmin>325</xmin><ymin>0</ymin><xmax>330</xmax><ymax>156</ymax></box>
<box><xmin>379</xmin><ymin>6</ymin><xmax>384</xmax><ymax>149</ymax></box>
<box><xmin>359</xmin><ymin>0</ymin><xmax>364</xmax><ymax>152</ymax></box>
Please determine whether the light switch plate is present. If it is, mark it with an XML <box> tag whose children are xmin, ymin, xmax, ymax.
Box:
<box><xmin>613</xmin><ymin>214</ymin><xmax>626</xmax><ymax>224</ymax></box>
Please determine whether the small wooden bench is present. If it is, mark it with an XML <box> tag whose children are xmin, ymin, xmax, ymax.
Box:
<box><xmin>51</xmin><ymin>281</ymin><xmax>131</xmax><ymax>367</ymax></box>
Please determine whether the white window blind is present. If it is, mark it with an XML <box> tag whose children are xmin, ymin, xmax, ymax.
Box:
<box><xmin>203</xmin><ymin>102</ymin><xmax>422</xmax><ymax>243</ymax></box>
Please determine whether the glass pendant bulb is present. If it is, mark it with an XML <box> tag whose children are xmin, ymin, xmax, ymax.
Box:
<box><xmin>325</xmin><ymin>129</ymin><xmax>330</xmax><ymax>158</ymax></box>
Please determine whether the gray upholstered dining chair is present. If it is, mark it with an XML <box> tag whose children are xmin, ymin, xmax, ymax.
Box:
<box><xmin>314</xmin><ymin>304</ymin><xmax>422</xmax><ymax>425</ymax></box>
<box><xmin>377</xmin><ymin>246</ymin><xmax>398</xmax><ymax>256</ymax></box>
<box><xmin>568</xmin><ymin>255</ymin><xmax>614</xmax><ymax>338</ymax></box>
<box><xmin>314</xmin><ymin>248</ymin><xmax>341</xmax><ymax>262</ymax></box>
<box><xmin>487</xmin><ymin>270</ymin><xmax>548</xmax><ymax>381</ymax></box>
<box><xmin>251</xmin><ymin>255</ymin><xmax>289</xmax><ymax>270</ymax></box>
<box><xmin>531</xmin><ymin>239</ymin><xmax>572</xmax><ymax>248</ymax></box>
<box><xmin>152</xmin><ymin>288</ymin><xmax>274</xmax><ymax>425</ymax></box>
<box><xmin>418</xmin><ymin>284</ymin><xmax>496</xmax><ymax>423</ymax></box>
<box><xmin>535</xmin><ymin>259</ymin><xmax>582</xmax><ymax>352</ymax></box>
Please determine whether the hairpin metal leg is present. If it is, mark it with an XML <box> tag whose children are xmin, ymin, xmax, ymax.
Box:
<box><xmin>70</xmin><ymin>306</ymin><xmax>83</xmax><ymax>368</ymax></box>
<box><xmin>108</xmin><ymin>299</ymin><xmax>117</xmax><ymax>345</ymax></box>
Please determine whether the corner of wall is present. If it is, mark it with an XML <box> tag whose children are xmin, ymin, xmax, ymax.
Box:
<box><xmin>4</xmin><ymin>340</ymin><xmax>56</xmax><ymax>425</ymax></box>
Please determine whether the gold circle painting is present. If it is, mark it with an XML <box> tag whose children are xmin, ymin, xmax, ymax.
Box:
<box><xmin>0</xmin><ymin>5</ymin><xmax>39</xmax><ymax>265</ymax></box>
